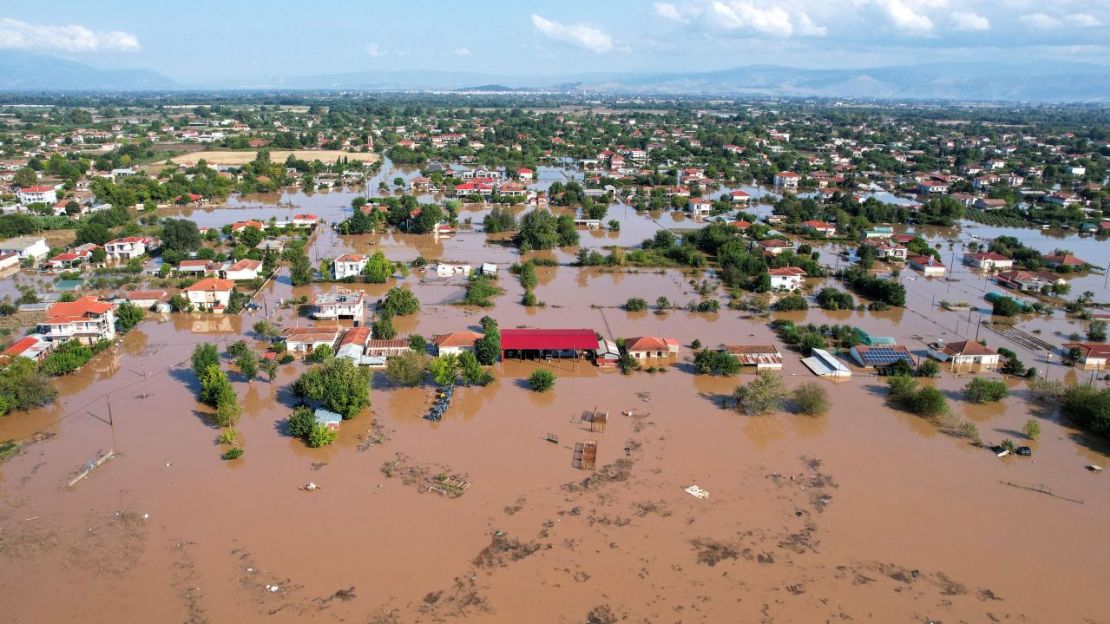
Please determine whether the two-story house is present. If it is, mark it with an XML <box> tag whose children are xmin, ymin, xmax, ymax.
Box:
<box><xmin>38</xmin><ymin>296</ymin><xmax>117</xmax><ymax>345</ymax></box>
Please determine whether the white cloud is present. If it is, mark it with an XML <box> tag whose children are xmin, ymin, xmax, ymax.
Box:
<box><xmin>0</xmin><ymin>17</ymin><xmax>140</xmax><ymax>52</ymax></box>
<box><xmin>654</xmin><ymin>2</ymin><xmax>687</xmax><ymax>22</ymax></box>
<box><xmin>1020</xmin><ymin>13</ymin><xmax>1061</xmax><ymax>28</ymax></box>
<box><xmin>710</xmin><ymin>1</ymin><xmax>796</xmax><ymax>37</ymax></box>
<box><xmin>1066</xmin><ymin>13</ymin><xmax>1102</xmax><ymax>28</ymax></box>
<box><xmin>450</xmin><ymin>47</ymin><xmax>471</xmax><ymax>56</ymax></box>
<box><xmin>950</xmin><ymin>11</ymin><xmax>990</xmax><ymax>31</ymax></box>
<box><xmin>795</xmin><ymin>11</ymin><xmax>828</xmax><ymax>36</ymax></box>
<box><xmin>872</xmin><ymin>0</ymin><xmax>936</xmax><ymax>34</ymax></box>
<box><xmin>365</xmin><ymin>42</ymin><xmax>386</xmax><ymax>57</ymax></box>
<box><xmin>531</xmin><ymin>14</ymin><xmax>614</xmax><ymax>53</ymax></box>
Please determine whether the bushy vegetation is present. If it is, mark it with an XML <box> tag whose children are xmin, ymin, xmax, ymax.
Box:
<box><xmin>385</xmin><ymin>350</ymin><xmax>429</xmax><ymax>386</ymax></box>
<box><xmin>732</xmin><ymin>371</ymin><xmax>788</xmax><ymax>415</ymax></box>
<box><xmin>963</xmin><ymin>378</ymin><xmax>1009</xmax><ymax>403</ymax></box>
<box><xmin>462</xmin><ymin>274</ymin><xmax>503</xmax><ymax>307</ymax></box>
<box><xmin>514</xmin><ymin>209</ymin><xmax>578</xmax><ymax>250</ymax></box>
<box><xmin>840</xmin><ymin>266</ymin><xmax>906</xmax><ymax>307</ymax></box>
<box><xmin>815</xmin><ymin>287</ymin><xmax>854</xmax><ymax>311</ymax></box>
<box><xmin>887</xmin><ymin>375</ymin><xmax>948</xmax><ymax>417</ymax></box>
<box><xmin>527</xmin><ymin>368</ymin><xmax>556</xmax><ymax>392</ymax></box>
<box><xmin>0</xmin><ymin>358</ymin><xmax>57</xmax><ymax>417</ymax></box>
<box><xmin>378</xmin><ymin>287</ymin><xmax>421</xmax><ymax>316</ymax></box>
<box><xmin>772</xmin><ymin>294</ymin><xmax>808</xmax><ymax>311</ymax></box>
<box><xmin>1062</xmin><ymin>384</ymin><xmax>1110</xmax><ymax>439</ymax></box>
<box><xmin>293</xmin><ymin>357</ymin><xmax>371</xmax><ymax>419</ymax></box>
<box><xmin>693</xmin><ymin>349</ymin><xmax>741</xmax><ymax>376</ymax></box>
<box><xmin>792</xmin><ymin>383</ymin><xmax>829</xmax><ymax>415</ymax></box>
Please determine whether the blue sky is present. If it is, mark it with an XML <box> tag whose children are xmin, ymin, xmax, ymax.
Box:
<box><xmin>1</xmin><ymin>1</ymin><xmax>1108</xmax><ymax>83</ymax></box>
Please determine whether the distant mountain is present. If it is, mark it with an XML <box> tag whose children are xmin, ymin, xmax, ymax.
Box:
<box><xmin>1</xmin><ymin>51</ymin><xmax>1108</xmax><ymax>101</ymax></box>
<box><xmin>258</xmin><ymin>61</ymin><xmax>1110</xmax><ymax>102</ymax></box>
<box><xmin>0</xmin><ymin>51</ymin><xmax>176</xmax><ymax>91</ymax></box>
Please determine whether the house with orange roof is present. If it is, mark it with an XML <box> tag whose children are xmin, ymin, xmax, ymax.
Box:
<box><xmin>183</xmin><ymin>278</ymin><xmax>235</xmax><ymax>312</ymax></box>
<box><xmin>1</xmin><ymin>334</ymin><xmax>52</xmax><ymax>363</ymax></box>
<box><xmin>223</xmin><ymin>259</ymin><xmax>262</xmax><ymax>281</ymax></box>
<box><xmin>38</xmin><ymin>296</ymin><xmax>117</xmax><ymax>344</ymax></box>
<box><xmin>334</xmin><ymin>253</ymin><xmax>369</xmax><ymax>280</ymax></box>
<box><xmin>432</xmin><ymin>331</ymin><xmax>483</xmax><ymax>356</ymax></box>
<box><xmin>231</xmin><ymin>220</ymin><xmax>265</xmax><ymax>233</ymax></box>
<box><xmin>104</xmin><ymin>236</ymin><xmax>157</xmax><ymax>262</ymax></box>
<box><xmin>623</xmin><ymin>336</ymin><xmax>680</xmax><ymax>360</ymax></box>
<box><xmin>768</xmin><ymin>266</ymin><xmax>807</xmax><ymax>291</ymax></box>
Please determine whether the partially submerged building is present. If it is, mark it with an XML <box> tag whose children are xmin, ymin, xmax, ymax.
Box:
<box><xmin>801</xmin><ymin>348</ymin><xmax>852</xmax><ymax>378</ymax></box>
<box><xmin>500</xmin><ymin>328</ymin><xmax>598</xmax><ymax>361</ymax></box>
<box><xmin>310</xmin><ymin>290</ymin><xmax>366</xmax><ymax>320</ymax></box>
<box><xmin>723</xmin><ymin>345</ymin><xmax>784</xmax><ymax>371</ymax></box>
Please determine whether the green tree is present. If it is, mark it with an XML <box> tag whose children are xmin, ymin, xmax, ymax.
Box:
<box><xmin>1088</xmin><ymin>320</ymin><xmax>1107</xmax><ymax>342</ymax></box>
<box><xmin>191</xmin><ymin>343</ymin><xmax>219</xmax><ymax>378</ymax></box>
<box><xmin>362</xmin><ymin>251</ymin><xmax>393</xmax><ymax>283</ymax></box>
<box><xmin>237</xmin><ymin>352</ymin><xmax>258</xmax><ymax>381</ymax></box>
<box><xmin>992</xmin><ymin>296</ymin><xmax>1022</xmax><ymax>317</ymax></box>
<box><xmin>963</xmin><ymin>378</ymin><xmax>1009</xmax><ymax>403</ymax></box>
<box><xmin>908</xmin><ymin>386</ymin><xmax>947</xmax><ymax>417</ymax></box>
<box><xmin>160</xmin><ymin>219</ymin><xmax>202</xmax><ymax>253</ymax></box>
<box><xmin>372</xmin><ymin>315</ymin><xmax>396</xmax><ymax>339</ymax></box>
<box><xmin>475</xmin><ymin>316</ymin><xmax>501</xmax><ymax>365</ymax></box>
<box><xmin>309</xmin><ymin>344</ymin><xmax>334</xmax><ymax>362</ymax></box>
<box><xmin>287</xmin><ymin>406</ymin><xmax>316</xmax><ymax>438</ymax></box>
<box><xmin>12</xmin><ymin>167</ymin><xmax>38</xmax><ymax>188</ymax></box>
<box><xmin>260</xmin><ymin>357</ymin><xmax>279</xmax><ymax>382</ymax></box>
<box><xmin>792</xmin><ymin>383</ymin><xmax>829</xmax><ymax>415</ymax></box>
<box><xmin>458</xmin><ymin>351</ymin><xmax>492</xmax><ymax>386</ymax></box>
<box><xmin>693</xmin><ymin>349</ymin><xmax>741</xmax><ymax>376</ymax></box>
<box><xmin>114</xmin><ymin>302</ymin><xmax>145</xmax><ymax>333</ymax></box>
<box><xmin>732</xmin><ymin>371</ymin><xmax>789</xmax><ymax>415</ymax></box>
<box><xmin>427</xmin><ymin>354</ymin><xmax>460</xmax><ymax>387</ymax></box>
<box><xmin>252</xmin><ymin>320</ymin><xmax>280</xmax><ymax>340</ymax></box>
<box><xmin>527</xmin><ymin>368</ymin><xmax>556</xmax><ymax>392</ymax></box>
<box><xmin>1062</xmin><ymin>385</ymin><xmax>1110</xmax><ymax>438</ymax></box>
<box><xmin>385</xmin><ymin>350</ymin><xmax>428</xmax><ymax>386</ymax></box>
<box><xmin>408</xmin><ymin>334</ymin><xmax>428</xmax><ymax>353</ymax></box>
<box><xmin>0</xmin><ymin>357</ymin><xmax>57</xmax><ymax>416</ymax></box>
<box><xmin>199</xmin><ymin>363</ymin><xmax>233</xmax><ymax>407</ymax></box>
<box><xmin>379</xmin><ymin>287</ymin><xmax>420</xmax><ymax>316</ymax></box>
<box><xmin>293</xmin><ymin>357</ymin><xmax>371</xmax><ymax>419</ymax></box>
<box><xmin>625</xmin><ymin>297</ymin><xmax>647</xmax><ymax>311</ymax></box>
<box><xmin>308</xmin><ymin>422</ymin><xmax>338</xmax><ymax>447</ymax></box>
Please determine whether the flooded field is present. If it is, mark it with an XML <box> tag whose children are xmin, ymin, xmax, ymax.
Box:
<box><xmin>2</xmin><ymin>165</ymin><xmax>1110</xmax><ymax>623</ymax></box>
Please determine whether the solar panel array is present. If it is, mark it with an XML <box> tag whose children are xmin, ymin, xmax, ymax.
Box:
<box><xmin>862</xmin><ymin>347</ymin><xmax>913</xmax><ymax>366</ymax></box>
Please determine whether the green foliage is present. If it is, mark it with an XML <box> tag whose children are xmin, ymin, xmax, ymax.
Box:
<box><xmin>227</xmin><ymin>340</ymin><xmax>250</xmax><ymax>359</ymax></box>
<box><xmin>483</xmin><ymin>206</ymin><xmax>517</xmax><ymax>233</ymax></box>
<box><xmin>886</xmin><ymin>375</ymin><xmax>919</xmax><ymax>401</ymax></box>
<box><xmin>372</xmin><ymin>314</ymin><xmax>396</xmax><ymax>339</ymax></box>
<box><xmin>160</xmin><ymin>219</ymin><xmax>202</xmax><ymax>253</ymax></box>
<box><xmin>308</xmin><ymin>344</ymin><xmax>334</xmax><ymax>363</ymax></box>
<box><xmin>693</xmin><ymin>349</ymin><xmax>741</xmax><ymax>376</ymax></box>
<box><xmin>997</xmin><ymin>347</ymin><xmax>1027</xmax><ymax>376</ymax></box>
<box><xmin>458</xmin><ymin>351</ymin><xmax>493</xmax><ymax>386</ymax></box>
<box><xmin>115</xmin><ymin>302</ymin><xmax>145</xmax><ymax>333</ymax></box>
<box><xmin>289</xmin><ymin>249</ymin><xmax>313</xmax><ymax>286</ymax></box>
<box><xmin>1062</xmin><ymin>384</ymin><xmax>1110</xmax><ymax>439</ymax></box>
<box><xmin>1028</xmin><ymin>378</ymin><xmax>1065</xmax><ymax>400</ymax></box>
<box><xmin>992</xmin><ymin>296</ymin><xmax>1022</xmax><ymax>317</ymax></box>
<box><xmin>379</xmin><ymin>287</ymin><xmax>420</xmax><ymax>316</ymax></box>
<box><xmin>236</xmin><ymin>351</ymin><xmax>258</xmax><ymax>380</ymax></box>
<box><xmin>252</xmin><ymin>320</ymin><xmax>280</xmax><ymax>340</ymax></box>
<box><xmin>287</xmin><ymin>406</ymin><xmax>316</xmax><ymax>438</ymax></box>
<box><xmin>958</xmin><ymin>421</ymin><xmax>981</xmax><ymax>444</ymax></box>
<box><xmin>216</xmin><ymin>428</ymin><xmax>238</xmax><ymax>445</ymax></box>
<box><xmin>308</xmin><ymin>423</ymin><xmax>338</xmax><ymax>447</ymax></box>
<box><xmin>815</xmin><ymin>287</ymin><xmax>854</xmax><ymax>311</ymax></box>
<box><xmin>294</xmin><ymin>357</ymin><xmax>371</xmax><ymax>419</ymax></box>
<box><xmin>792</xmin><ymin>383</ymin><xmax>829</xmax><ymax>415</ymax></box>
<box><xmin>527</xmin><ymin>368</ymin><xmax>556</xmax><ymax>392</ymax></box>
<box><xmin>0</xmin><ymin>357</ymin><xmax>57</xmax><ymax>416</ymax></box>
<box><xmin>40</xmin><ymin>340</ymin><xmax>95</xmax><ymax>376</ymax></box>
<box><xmin>408</xmin><ymin>334</ymin><xmax>427</xmax><ymax>353</ymax></box>
<box><xmin>362</xmin><ymin>251</ymin><xmax>393</xmax><ymax>283</ymax></box>
<box><xmin>625</xmin><ymin>297</ymin><xmax>647</xmax><ymax>312</ymax></box>
<box><xmin>428</xmin><ymin>353</ymin><xmax>460</xmax><ymax>387</ymax></box>
<box><xmin>385</xmin><ymin>350</ymin><xmax>429</xmax><ymax>387</ymax></box>
<box><xmin>514</xmin><ymin>209</ymin><xmax>578</xmax><ymax>250</ymax></box>
<box><xmin>772</xmin><ymin>294</ymin><xmax>809</xmax><ymax>311</ymax></box>
<box><xmin>1088</xmin><ymin>320</ymin><xmax>1107</xmax><ymax>342</ymax></box>
<box><xmin>221</xmin><ymin>447</ymin><xmax>243</xmax><ymax>460</ymax></box>
<box><xmin>474</xmin><ymin>316</ymin><xmax>501</xmax><ymax>365</ymax></box>
<box><xmin>841</xmin><ymin>267</ymin><xmax>906</xmax><ymax>307</ymax></box>
<box><xmin>732</xmin><ymin>371</ymin><xmax>789</xmax><ymax>415</ymax></box>
<box><xmin>1023</xmin><ymin>418</ymin><xmax>1041</xmax><ymax>440</ymax></box>
<box><xmin>963</xmin><ymin>378</ymin><xmax>1009</xmax><ymax>403</ymax></box>
<box><xmin>462</xmin><ymin>275</ymin><xmax>503</xmax><ymax>307</ymax></box>
<box><xmin>916</xmin><ymin>359</ymin><xmax>941</xmax><ymax>378</ymax></box>
<box><xmin>903</xmin><ymin>385</ymin><xmax>947</xmax><ymax>417</ymax></box>
<box><xmin>191</xmin><ymin>343</ymin><xmax>219</xmax><ymax>378</ymax></box>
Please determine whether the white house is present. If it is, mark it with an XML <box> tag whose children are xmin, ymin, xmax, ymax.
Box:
<box><xmin>623</xmin><ymin>336</ymin><xmax>680</xmax><ymax>360</ymax></box>
<box><xmin>908</xmin><ymin>255</ymin><xmax>946</xmax><ymax>277</ymax></box>
<box><xmin>773</xmin><ymin>171</ymin><xmax>800</xmax><ymax>190</ymax></box>
<box><xmin>768</xmin><ymin>267</ymin><xmax>807</xmax><ymax>290</ymax></box>
<box><xmin>927</xmin><ymin>339</ymin><xmax>1000</xmax><ymax>372</ymax></box>
<box><xmin>183</xmin><ymin>278</ymin><xmax>235</xmax><ymax>312</ymax></box>
<box><xmin>105</xmin><ymin>236</ymin><xmax>156</xmax><ymax>262</ymax></box>
<box><xmin>431</xmin><ymin>263</ymin><xmax>472</xmax><ymax>278</ymax></box>
<box><xmin>0</xmin><ymin>236</ymin><xmax>49</xmax><ymax>261</ymax></box>
<box><xmin>283</xmin><ymin>327</ymin><xmax>342</xmax><ymax>356</ymax></box>
<box><xmin>963</xmin><ymin>252</ymin><xmax>1013</xmax><ymax>271</ymax></box>
<box><xmin>223</xmin><ymin>259</ymin><xmax>262</xmax><ymax>281</ymax></box>
<box><xmin>333</xmin><ymin>253</ymin><xmax>369</xmax><ymax>280</ymax></box>
<box><xmin>310</xmin><ymin>290</ymin><xmax>366</xmax><ymax>320</ymax></box>
<box><xmin>38</xmin><ymin>296</ymin><xmax>117</xmax><ymax>344</ymax></box>
<box><xmin>432</xmin><ymin>331</ymin><xmax>483</xmax><ymax>356</ymax></box>
<box><xmin>0</xmin><ymin>251</ymin><xmax>20</xmax><ymax>270</ymax></box>
<box><xmin>17</xmin><ymin>185</ymin><xmax>57</xmax><ymax>206</ymax></box>
<box><xmin>1062</xmin><ymin>343</ymin><xmax>1110</xmax><ymax>371</ymax></box>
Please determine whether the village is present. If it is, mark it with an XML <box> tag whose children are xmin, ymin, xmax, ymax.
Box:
<box><xmin>0</xmin><ymin>94</ymin><xmax>1108</xmax><ymax>623</ymax></box>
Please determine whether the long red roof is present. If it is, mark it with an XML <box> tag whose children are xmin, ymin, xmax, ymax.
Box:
<box><xmin>500</xmin><ymin>328</ymin><xmax>597</xmax><ymax>351</ymax></box>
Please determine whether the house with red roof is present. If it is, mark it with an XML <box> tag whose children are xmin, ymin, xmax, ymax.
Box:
<box><xmin>231</xmin><ymin>220</ymin><xmax>265</xmax><ymax>233</ymax></box>
<box><xmin>44</xmin><ymin>247</ymin><xmax>94</xmax><ymax>270</ymax></box>
<box><xmin>963</xmin><ymin>251</ymin><xmax>1013</xmax><ymax>271</ymax></box>
<box><xmin>334</xmin><ymin>253</ymin><xmax>369</xmax><ymax>280</ymax></box>
<box><xmin>292</xmin><ymin>214</ymin><xmax>319</xmax><ymax>227</ymax></box>
<box><xmin>1</xmin><ymin>334</ymin><xmax>52</xmax><ymax>363</ymax></box>
<box><xmin>38</xmin><ymin>296</ymin><xmax>117</xmax><ymax>344</ymax></box>
<box><xmin>773</xmin><ymin>171</ymin><xmax>800</xmax><ymax>190</ymax></box>
<box><xmin>1062</xmin><ymin>342</ymin><xmax>1110</xmax><ymax>371</ymax></box>
<box><xmin>623</xmin><ymin>336</ymin><xmax>680</xmax><ymax>360</ymax></box>
<box><xmin>223</xmin><ymin>259</ymin><xmax>262</xmax><ymax>281</ymax></box>
<box><xmin>105</xmin><ymin>236</ymin><xmax>157</xmax><ymax>262</ymax></box>
<box><xmin>183</xmin><ymin>278</ymin><xmax>235</xmax><ymax>312</ymax></box>
<box><xmin>800</xmin><ymin>220</ymin><xmax>836</xmax><ymax>237</ymax></box>
<box><xmin>432</xmin><ymin>331</ymin><xmax>483</xmax><ymax>357</ymax></box>
<box><xmin>768</xmin><ymin>266</ymin><xmax>807</xmax><ymax>290</ymax></box>
<box><xmin>729</xmin><ymin>189</ymin><xmax>751</xmax><ymax>203</ymax></box>
<box><xmin>1042</xmin><ymin>254</ymin><xmax>1087</xmax><ymax>270</ymax></box>
<box><xmin>516</xmin><ymin>167</ymin><xmax>534</xmax><ymax>181</ymax></box>
<box><xmin>17</xmin><ymin>185</ymin><xmax>57</xmax><ymax>206</ymax></box>
<box><xmin>759</xmin><ymin>239</ymin><xmax>793</xmax><ymax>256</ymax></box>
<box><xmin>908</xmin><ymin>255</ymin><xmax>946</xmax><ymax>277</ymax></box>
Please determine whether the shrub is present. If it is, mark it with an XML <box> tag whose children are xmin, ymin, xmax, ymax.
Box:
<box><xmin>115</xmin><ymin>302</ymin><xmax>145</xmax><ymax>333</ymax></box>
<box><xmin>236</xmin><ymin>352</ymin><xmax>258</xmax><ymax>380</ymax></box>
<box><xmin>373</xmin><ymin>315</ymin><xmax>396</xmax><ymax>339</ymax></box>
<box><xmin>693</xmin><ymin>349</ymin><xmax>741</xmax><ymax>376</ymax></box>
<box><xmin>462</xmin><ymin>275</ymin><xmax>503</xmax><ymax>307</ymax></box>
<box><xmin>1088</xmin><ymin>320</ymin><xmax>1107</xmax><ymax>342</ymax></box>
<box><xmin>908</xmin><ymin>386</ymin><xmax>948</xmax><ymax>417</ymax></box>
<box><xmin>40</xmin><ymin>341</ymin><xmax>94</xmax><ymax>376</ymax></box>
<box><xmin>1028</xmin><ymin>378</ymin><xmax>1065</xmax><ymax>400</ymax></box>
<box><xmin>408</xmin><ymin>334</ymin><xmax>428</xmax><ymax>353</ymax></box>
<box><xmin>0</xmin><ymin>358</ymin><xmax>57</xmax><ymax>415</ymax></box>
<box><xmin>308</xmin><ymin>423</ymin><xmax>338</xmax><ymax>447</ymax></box>
<box><xmin>958</xmin><ymin>421</ymin><xmax>981</xmax><ymax>444</ymax></box>
<box><xmin>522</xmin><ymin>290</ymin><xmax>538</xmax><ymax>307</ymax></box>
<box><xmin>385</xmin><ymin>350</ymin><xmax>428</xmax><ymax>387</ymax></box>
<box><xmin>772</xmin><ymin>294</ymin><xmax>808</xmax><ymax>311</ymax></box>
<box><xmin>294</xmin><ymin>357</ymin><xmax>372</xmax><ymax>419</ymax></box>
<box><xmin>287</xmin><ymin>406</ymin><xmax>316</xmax><ymax>438</ymax></box>
<box><xmin>964</xmin><ymin>378</ymin><xmax>1009</xmax><ymax>403</ymax></box>
<box><xmin>308</xmin><ymin>344</ymin><xmax>334</xmax><ymax>363</ymax></box>
<box><xmin>191</xmin><ymin>343</ymin><xmax>219</xmax><ymax>378</ymax></box>
<box><xmin>1062</xmin><ymin>384</ymin><xmax>1110</xmax><ymax>438</ymax></box>
<box><xmin>625</xmin><ymin>297</ymin><xmax>647</xmax><ymax>312</ymax></box>
<box><xmin>886</xmin><ymin>375</ymin><xmax>918</xmax><ymax>400</ymax></box>
<box><xmin>815</xmin><ymin>288</ymin><xmax>854</xmax><ymax>311</ymax></box>
<box><xmin>217</xmin><ymin>429</ymin><xmax>238</xmax><ymax>445</ymax></box>
<box><xmin>379</xmin><ymin>287</ymin><xmax>420</xmax><ymax>316</ymax></box>
<box><xmin>221</xmin><ymin>447</ymin><xmax>243</xmax><ymax>460</ymax></box>
<box><xmin>992</xmin><ymin>297</ymin><xmax>1021</xmax><ymax>317</ymax></box>
<box><xmin>732</xmin><ymin>371</ymin><xmax>789</xmax><ymax>415</ymax></box>
<box><xmin>917</xmin><ymin>359</ymin><xmax>941</xmax><ymax>377</ymax></box>
<box><xmin>1023</xmin><ymin>418</ymin><xmax>1041</xmax><ymax>440</ymax></box>
<box><xmin>792</xmin><ymin>383</ymin><xmax>829</xmax><ymax>415</ymax></box>
<box><xmin>527</xmin><ymin>368</ymin><xmax>556</xmax><ymax>392</ymax></box>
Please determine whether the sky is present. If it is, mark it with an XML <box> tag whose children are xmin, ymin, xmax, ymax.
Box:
<box><xmin>0</xmin><ymin>0</ymin><xmax>1108</xmax><ymax>84</ymax></box>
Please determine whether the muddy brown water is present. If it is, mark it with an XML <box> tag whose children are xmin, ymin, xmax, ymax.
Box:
<box><xmin>2</xmin><ymin>171</ymin><xmax>1110</xmax><ymax>622</ymax></box>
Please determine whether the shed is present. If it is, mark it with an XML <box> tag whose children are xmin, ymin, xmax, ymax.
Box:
<box><xmin>314</xmin><ymin>409</ymin><xmax>343</xmax><ymax>431</ymax></box>
<box><xmin>802</xmin><ymin>349</ymin><xmax>852</xmax><ymax>378</ymax></box>
<box><xmin>500</xmin><ymin>328</ymin><xmax>598</xmax><ymax>360</ymax></box>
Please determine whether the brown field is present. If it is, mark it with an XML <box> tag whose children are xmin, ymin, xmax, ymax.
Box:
<box><xmin>170</xmin><ymin>150</ymin><xmax>380</xmax><ymax>167</ymax></box>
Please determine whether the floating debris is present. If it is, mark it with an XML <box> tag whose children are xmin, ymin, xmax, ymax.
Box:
<box><xmin>685</xmin><ymin>485</ymin><xmax>710</xmax><ymax>499</ymax></box>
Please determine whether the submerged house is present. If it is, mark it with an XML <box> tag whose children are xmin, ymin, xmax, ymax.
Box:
<box><xmin>927</xmin><ymin>339</ymin><xmax>1000</xmax><ymax>371</ymax></box>
<box><xmin>623</xmin><ymin>336</ymin><xmax>680</xmax><ymax>360</ymax></box>
<box><xmin>310</xmin><ymin>290</ymin><xmax>366</xmax><ymax>320</ymax></box>
<box><xmin>723</xmin><ymin>345</ymin><xmax>784</xmax><ymax>371</ymax></box>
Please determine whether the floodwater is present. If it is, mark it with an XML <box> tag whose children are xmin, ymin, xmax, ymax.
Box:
<box><xmin>2</xmin><ymin>159</ymin><xmax>1110</xmax><ymax>623</ymax></box>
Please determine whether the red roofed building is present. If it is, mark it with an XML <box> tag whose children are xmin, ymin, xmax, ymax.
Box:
<box><xmin>183</xmin><ymin>278</ymin><xmax>235</xmax><ymax>312</ymax></box>
<box><xmin>231</xmin><ymin>220</ymin><xmax>265</xmax><ymax>232</ymax></box>
<box><xmin>963</xmin><ymin>251</ymin><xmax>1013</xmax><ymax>271</ymax></box>
<box><xmin>1</xmin><ymin>334</ymin><xmax>52</xmax><ymax>363</ymax></box>
<box><xmin>800</xmin><ymin>220</ymin><xmax>836</xmax><ymax>237</ymax></box>
<box><xmin>500</xmin><ymin>328</ymin><xmax>598</xmax><ymax>361</ymax></box>
<box><xmin>433</xmin><ymin>331</ymin><xmax>483</xmax><ymax>356</ymax></box>
<box><xmin>729</xmin><ymin>190</ymin><xmax>751</xmax><ymax>203</ymax></box>
<box><xmin>768</xmin><ymin>266</ymin><xmax>807</xmax><ymax>290</ymax></box>
<box><xmin>39</xmin><ymin>296</ymin><xmax>117</xmax><ymax>344</ymax></box>
<box><xmin>17</xmin><ymin>185</ymin><xmax>56</xmax><ymax>206</ymax></box>
<box><xmin>623</xmin><ymin>336</ymin><xmax>680</xmax><ymax>360</ymax></box>
<box><xmin>516</xmin><ymin>167</ymin><xmax>534</xmax><ymax>181</ymax></box>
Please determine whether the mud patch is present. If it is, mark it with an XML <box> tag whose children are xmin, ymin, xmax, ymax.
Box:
<box><xmin>472</xmin><ymin>533</ymin><xmax>548</xmax><ymax>569</ymax></box>
<box><xmin>691</xmin><ymin>538</ymin><xmax>740</xmax><ymax>567</ymax></box>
